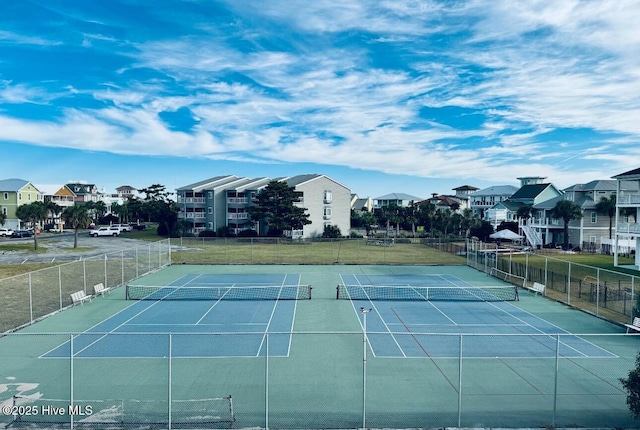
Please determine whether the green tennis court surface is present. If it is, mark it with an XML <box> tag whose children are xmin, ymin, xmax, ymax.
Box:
<box><xmin>1</xmin><ymin>264</ymin><xmax>638</xmax><ymax>429</ymax></box>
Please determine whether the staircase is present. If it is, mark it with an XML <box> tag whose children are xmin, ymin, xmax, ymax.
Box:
<box><xmin>521</xmin><ymin>225</ymin><xmax>543</xmax><ymax>248</ymax></box>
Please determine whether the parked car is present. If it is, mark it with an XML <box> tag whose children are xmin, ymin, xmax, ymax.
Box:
<box><xmin>111</xmin><ymin>224</ymin><xmax>131</xmax><ymax>232</ymax></box>
<box><xmin>11</xmin><ymin>230</ymin><xmax>33</xmax><ymax>238</ymax></box>
<box><xmin>0</xmin><ymin>228</ymin><xmax>14</xmax><ymax>237</ymax></box>
<box><xmin>90</xmin><ymin>226</ymin><xmax>120</xmax><ymax>237</ymax></box>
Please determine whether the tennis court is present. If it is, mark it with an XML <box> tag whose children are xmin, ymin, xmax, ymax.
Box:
<box><xmin>42</xmin><ymin>273</ymin><xmax>306</xmax><ymax>359</ymax></box>
<box><xmin>1</xmin><ymin>264</ymin><xmax>638</xmax><ymax>429</ymax></box>
<box><xmin>340</xmin><ymin>273</ymin><xmax>616</xmax><ymax>359</ymax></box>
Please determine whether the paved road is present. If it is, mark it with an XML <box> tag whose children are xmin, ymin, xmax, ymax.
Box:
<box><xmin>0</xmin><ymin>232</ymin><xmax>154</xmax><ymax>264</ymax></box>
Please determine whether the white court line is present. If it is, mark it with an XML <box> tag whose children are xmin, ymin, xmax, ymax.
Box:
<box><xmin>39</xmin><ymin>273</ymin><xmax>197</xmax><ymax>358</ymax></box>
<box><xmin>343</xmin><ymin>274</ymin><xmax>406</xmax><ymax>358</ymax></box>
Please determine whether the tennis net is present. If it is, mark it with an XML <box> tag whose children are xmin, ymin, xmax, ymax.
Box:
<box><xmin>126</xmin><ymin>284</ymin><xmax>312</xmax><ymax>300</ymax></box>
<box><xmin>336</xmin><ymin>284</ymin><xmax>518</xmax><ymax>301</ymax></box>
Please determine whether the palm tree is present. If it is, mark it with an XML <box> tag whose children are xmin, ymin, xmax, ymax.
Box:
<box><xmin>551</xmin><ymin>200</ymin><xmax>583</xmax><ymax>250</ymax></box>
<box><xmin>62</xmin><ymin>205</ymin><xmax>91</xmax><ymax>248</ymax></box>
<box><xmin>516</xmin><ymin>204</ymin><xmax>533</xmax><ymax>224</ymax></box>
<box><xmin>16</xmin><ymin>201</ymin><xmax>48</xmax><ymax>250</ymax></box>
<box><xmin>595</xmin><ymin>195</ymin><xmax>617</xmax><ymax>239</ymax></box>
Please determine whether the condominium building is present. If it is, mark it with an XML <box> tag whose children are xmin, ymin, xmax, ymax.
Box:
<box><xmin>176</xmin><ymin>174</ymin><xmax>351</xmax><ymax>238</ymax></box>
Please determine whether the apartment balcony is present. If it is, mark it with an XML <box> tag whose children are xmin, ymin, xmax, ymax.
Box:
<box><xmin>227</xmin><ymin>213</ymin><xmax>249</xmax><ymax>220</ymax></box>
<box><xmin>181</xmin><ymin>212</ymin><xmax>207</xmax><ymax>219</ymax></box>
<box><xmin>616</xmin><ymin>222</ymin><xmax>640</xmax><ymax>235</ymax></box>
<box><xmin>227</xmin><ymin>197</ymin><xmax>249</xmax><ymax>204</ymax></box>
<box><xmin>618</xmin><ymin>193</ymin><xmax>640</xmax><ymax>205</ymax></box>
<box><xmin>526</xmin><ymin>217</ymin><xmax>563</xmax><ymax>229</ymax></box>
<box><xmin>177</xmin><ymin>197</ymin><xmax>206</xmax><ymax>204</ymax></box>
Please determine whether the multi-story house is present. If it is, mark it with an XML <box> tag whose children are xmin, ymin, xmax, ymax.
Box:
<box><xmin>351</xmin><ymin>194</ymin><xmax>374</xmax><ymax>212</ymax></box>
<box><xmin>485</xmin><ymin>177</ymin><xmax>563</xmax><ymax>245</ymax></box>
<box><xmin>373</xmin><ymin>193</ymin><xmax>422</xmax><ymax>209</ymax></box>
<box><xmin>613</xmin><ymin>168</ymin><xmax>640</xmax><ymax>270</ymax></box>
<box><xmin>562</xmin><ymin>180</ymin><xmax>635</xmax><ymax>251</ymax></box>
<box><xmin>177</xmin><ymin>174</ymin><xmax>351</xmax><ymax>238</ymax></box>
<box><xmin>45</xmin><ymin>185</ymin><xmax>77</xmax><ymax>231</ymax></box>
<box><xmin>0</xmin><ymin>178</ymin><xmax>43</xmax><ymax>229</ymax></box>
<box><xmin>470</xmin><ymin>185</ymin><xmax>519</xmax><ymax>219</ymax></box>
<box><xmin>116</xmin><ymin>185</ymin><xmax>138</xmax><ymax>200</ymax></box>
<box><xmin>66</xmin><ymin>182</ymin><xmax>101</xmax><ymax>203</ymax></box>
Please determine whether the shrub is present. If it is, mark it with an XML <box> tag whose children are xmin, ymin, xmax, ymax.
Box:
<box><xmin>620</xmin><ymin>352</ymin><xmax>640</xmax><ymax>419</ymax></box>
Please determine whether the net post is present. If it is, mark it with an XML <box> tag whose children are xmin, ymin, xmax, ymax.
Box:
<box><xmin>336</xmin><ymin>285</ymin><xmax>340</xmax><ymax>300</ymax></box>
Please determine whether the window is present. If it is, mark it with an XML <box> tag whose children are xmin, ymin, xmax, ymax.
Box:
<box><xmin>591</xmin><ymin>212</ymin><xmax>597</xmax><ymax>223</ymax></box>
<box><xmin>323</xmin><ymin>190</ymin><xmax>332</xmax><ymax>203</ymax></box>
<box><xmin>323</xmin><ymin>207</ymin><xmax>332</xmax><ymax>219</ymax></box>
<box><xmin>3</xmin><ymin>192</ymin><xmax>7</xmax><ymax>200</ymax></box>
<box><xmin>589</xmin><ymin>236</ymin><xmax>596</xmax><ymax>244</ymax></box>
<box><xmin>208</xmin><ymin>207</ymin><xmax>213</xmax><ymax>214</ymax></box>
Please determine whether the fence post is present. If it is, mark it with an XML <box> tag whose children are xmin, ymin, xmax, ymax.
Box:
<box><xmin>168</xmin><ymin>333</ymin><xmax>172</xmax><ymax>430</ymax></box>
<box><xmin>458</xmin><ymin>334</ymin><xmax>463</xmax><ymax>427</ymax></box>
<box><xmin>28</xmin><ymin>272</ymin><xmax>33</xmax><ymax>324</ymax></box>
<box><xmin>553</xmin><ymin>334</ymin><xmax>559</xmax><ymax>427</ymax></box>
<box><xmin>58</xmin><ymin>266</ymin><xmax>63</xmax><ymax>310</ymax></box>
<box><xmin>70</xmin><ymin>333</ymin><xmax>75</xmax><ymax>430</ymax></box>
<box><xmin>567</xmin><ymin>263</ymin><xmax>571</xmax><ymax>305</ymax></box>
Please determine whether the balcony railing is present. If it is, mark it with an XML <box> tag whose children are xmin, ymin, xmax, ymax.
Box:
<box><xmin>181</xmin><ymin>212</ymin><xmax>206</xmax><ymax>219</ymax></box>
<box><xmin>227</xmin><ymin>197</ymin><xmax>249</xmax><ymax>204</ymax></box>
<box><xmin>616</xmin><ymin>222</ymin><xmax>640</xmax><ymax>234</ymax></box>
<box><xmin>526</xmin><ymin>217</ymin><xmax>563</xmax><ymax>228</ymax></box>
<box><xmin>227</xmin><ymin>213</ymin><xmax>249</xmax><ymax>220</ymax></box>
<box><xmin>177</xmin><ymin>197</ymin><xmax>206</xmax><ymax>204</ymax></box>
<box><xmin>618</xmin><ymin>193</ymin><xmax>640</xmax><ymax>205</ymax></box>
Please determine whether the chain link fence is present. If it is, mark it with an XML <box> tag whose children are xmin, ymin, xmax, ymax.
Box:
<box><xmin>0</xmin><ymin>240</ymin><xmax>171</xmax><ymax>334</ymax></box>
<box><xmin>465</xmin><ymin>242</ymin><xmax>640</xmax><ymax>324</ymax></box>
<box><xmin>0</xmin><ymin>332</ymin><xmax>635</xmax><ymax>429</ymax></box>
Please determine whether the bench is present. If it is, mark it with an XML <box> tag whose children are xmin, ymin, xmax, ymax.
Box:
<box><xmin>70</xmin><ymin>290</ymin><xmax>91</xmax><ymax>306</ymax></box>
<box><xmin>625</xmin><ymin>317</ymin><xmax>640</xmax><ymax>334</ymax></box>
<box><xmin>531</xmin><ymin>282</ymin><xmax>546</xmax><ymax>296</ymax></box>
<box><xmin>93</xmin><ymin>282</ymin><xmax>111</xmax><ymax>296</ymax></box>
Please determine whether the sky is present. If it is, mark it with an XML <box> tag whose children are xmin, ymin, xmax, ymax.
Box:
<box><xmin>1</xmin><ymin>1</ymin><xmax>640</xmax><ymax>200</ymax></box>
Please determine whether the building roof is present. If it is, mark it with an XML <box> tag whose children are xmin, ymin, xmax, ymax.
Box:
<box><xmin>508</xmin><ymin>183</ymin><xmax>553</xmax><ymax>201</ymax></box>
<box><xmin>374</xmin><ymin>193</ymin><xmax>422</xmax><ymax>201</ymax></box>
<box><xmin>612</xmin><ymin>167</ymin><xmax>640</xmax><ymax>179</ymax></box>
<box><xmin>0</xmin><ymin>178</ymin><xmax>29</xmax><ymax>192</ymax></box>
<box><xmin>471</xmin><ymin>185</ymin><xmax>519</xmax><ymax>197</ymax></box>
<box><xmin>176</xmin><ymin>175</ymin><xmax>241</xmax><ymax>191</ymax></box>
<box><xmin>453</xmin><ymin>185</ymin><xmax>479</xmax><ymax>191</ymax></box>
<box><xmin>533</xmin><ymin>195</ymin><xmax>565</xmax><ymax>210</ymax></box>
<box><xmin>283</xmin><ymin>174</ymin><xmax>351</xmax><ymax>191</ymax></box>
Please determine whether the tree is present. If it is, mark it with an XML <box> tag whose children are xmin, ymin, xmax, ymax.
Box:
<box><xmin>0</xmin><ymin>212</ymin><xmax>6</xmax><ymax>227</ymax></box>
<box><xmin>620</xmin><ymin>351</ymin><xmax>640</xmax><ymax>419</ymax></box>
<box><xmin>62</xmin><ymin>205</ymin><xmax>91</xmax><ymax>248</ymax></box>
<box><xmin>551</xmin><ymin>200</ymin><xmax>583</xmax><ymax>250</ymax></box>
<box><xmin>247</xmin><ymin>181</ymin><xmax>311</xmax><ymax>237</ymax></box>
<box><xmin>595</xmin><ymin>195</ymin><xmax>617</xmax><ymax>239</ymax></box>
<box><xmin>322</xmin><ymin>224</ymin><xmax>342</xmax><ymax>238</ymax></box>
<box><xmin>16</xmin><ymin>201</ymin><xmax>48</xmax><ymax>250</ymax></box>
<box><xmin>516</xmin><ymin>204</ymin><xmax>533</xmax><ymax>223</ymax></box>
<box><xmin>469</xmin><ymin>220</ymin><xmax>494</xmax><ymax>242</ymax></box>
<box><xmin>139</xmin><ymin>184</ymin><xmax>180</xmax><ymax>236</ymax></box>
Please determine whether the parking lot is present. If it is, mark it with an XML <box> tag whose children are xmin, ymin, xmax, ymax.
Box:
<box><xmin>0</xmin><ymin>232</ymin><xmax>153</xmax><ymax>264</ymax></box>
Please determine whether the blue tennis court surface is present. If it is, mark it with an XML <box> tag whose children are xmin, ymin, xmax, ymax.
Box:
<box><xmin>42</xmin><ymin>273</ymin><xmax>302</xmax><ymax>358</ymax></box>
<box><xmin>342</xmin><ymin>274</ymin><xmax>617</xmax><ymax>359</ymax></box>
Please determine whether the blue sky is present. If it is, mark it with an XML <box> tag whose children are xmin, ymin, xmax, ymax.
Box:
<box><xmin>2</xmin><ymin>1</ymin><xmax>639</xmax><ymax>199</ymax></box>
